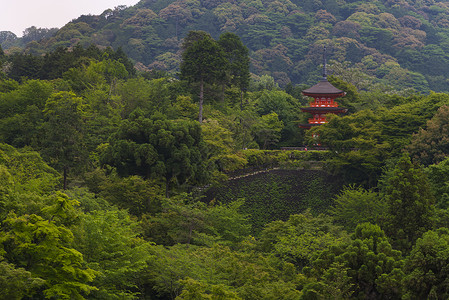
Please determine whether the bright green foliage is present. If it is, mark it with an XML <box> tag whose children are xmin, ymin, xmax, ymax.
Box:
<box><xmin>402</xmin><ymin>228</ymin><xmax>449</xmax><ymax>299</ymax></box>
<box><xmin>306</xmin><ymin>223</ymin><xmax>404</xmax><ymax>299</ymax></box>
<box><xmin>141</xmin><ymin>197</ymin><xmax>250</xmax><ymax>247</ymax></box>
<box><xmin>254</xmin><ymin>112</ymin><xmax>284</xmax><ymax>149</ymax></box>
<box><xmin>0</xmin><ymin>144</ymin><xmax>61</xmax><ymax>221</ymax></box>
<box><xmin>167</xmin><ymin>95</ymin><xmax>198</xmax><ymax>120</ymax></box>
<box><xmin>258</xmin><ymin>211</ymin><xmax>348</xmax><ymax>268</ymax></box>
<box><xmin>100</xmin><ymin>111</ymin><xmax>208</xmax><ymax>196</ymax></box>
<box><xmin>0</xmin><ymin>143</ymin><xmax>59</xmax><ymax>194</ymax></box>
<box><xmin>177</xmin><ymin>277</ymin><xmax>242</xmax><ymax>300</ymax></box>
<box><xmin>0</xmin><ymin>79</ymin><xmax>53</xmax><ymax>148</ymax></box>
<box><xmin>87</xmin><ymin>58</ymin><xmax>128</xmax><ymax>84</ymax></box>
<box><xmin>114</xmin><ymin>77</ymin><xmax>183</xmax><ymax>118</ymax></box>
<box><xmin>64</xmin><ymin>58</ymin><xmax>128</xmax><ymax>94</ymax></box>
<box><xmin>380</xmin><ymin>154</ymin><xmax>434</xmax><ymax>252</ymax></box>
<box><xmin>84</xmin><ymin>168</ymin><xmax>164</xmax><ymax>216</ymax></box>
<box><xmin>205</xmin><ymin>200</ymin><xmax>251</xmax><ymax>246</ymax></box>
<box><xmin>254</xmin><ymin>90</ymin><xmax>303</xmax><ymax>146</ymax></box>
<box><xmin>41</xmin><ymin>191</ymin><xmax>81</xmax><ymax>226</ymax></box>
<box><xmin>327</xmin><ymin>75</ymin><xmax>361</xmax><ymax>113</ymax></box>
<box><xmin>0</xmin><ymin>79</ymin><xmax>52</xmax><ymax>118</ymax></box>
<box><xmin>6</xmin><ymin>16</ymin><xmax>449</xmax><ymax>299</ymax></box>
<box><xmin>65</xmin><ymin>187</ymin><xmax>112</xmax><ymax>213</ymax></box>
<box><xmin>145</xmin><ymin>244</ymin><xmax>300</xmax><ymax>299</ymax></box>
<box><xmin>331</xmin><ymin>185</ymin><xmax>385</xmax><ymax>231</ymax></box>
<box><xmin>201</xmin><ymin>118</ymin><xmax>247</xmax><ymax>173</ymax></box>
<box><xmin>72</xmin><ymin>208</ymin><xmax>154</xmax><ymax>299</ymax></box>
<box><xmin>0</xmin><ymin>212</ymin><xmax>97</xmax><ymax>299</ymax></box>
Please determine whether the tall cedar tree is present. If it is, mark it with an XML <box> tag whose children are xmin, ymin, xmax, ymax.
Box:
<box><xmin>180</xmin><ymin>31</ymin><xmax>227</xmax><ymax>123</ymax></box>
<box><xmin>40</xmin><ymin>91</ymin><xmax>88</xmax><ymax>189</ymax></box>
<box><xmin>218</xmin><ymin>32</ymin><xmax>250</xmax><ymax>109</ymax></box>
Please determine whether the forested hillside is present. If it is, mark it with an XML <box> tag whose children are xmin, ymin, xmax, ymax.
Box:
<box><xmin>3</xmin><ymin>0</ymin><xmax>449</xmax><ymax>298</ymax></box>
<box><xmin>3</xmin><ymin>0</ymin><xmax>449</xmax><ymax>92</ymax></box>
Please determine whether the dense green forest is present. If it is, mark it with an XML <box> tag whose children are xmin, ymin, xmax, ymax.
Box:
<box><xmin>2</xmin><ymin>0</ymin><xmax>449</xmax><ymax>297</ymax></box>
<box><xmin>1</xmin><ymin>28</ymin><xmax>449</xmax><ymax>298</ymax></box>
<box><xmin>3</xmin><ymin>0</ymin><xmax>449</xmax><ymax>92</ymax></box>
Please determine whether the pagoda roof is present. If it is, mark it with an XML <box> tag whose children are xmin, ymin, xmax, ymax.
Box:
<box><xmin>302</xmin><ymin>78</ymin><xmax>345</xmax><ymax>96</ymax></box>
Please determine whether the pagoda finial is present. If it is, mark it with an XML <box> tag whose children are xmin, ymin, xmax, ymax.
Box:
<box><xmin>322</xmin><ymin>46</ymin><xmax>327</xmax><ymax>80</ymax></box>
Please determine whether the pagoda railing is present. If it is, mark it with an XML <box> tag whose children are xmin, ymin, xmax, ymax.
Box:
<box><xmin>308</xmin><ymin>118</ymin><xmax>326</xmax><ymax>123</ymax></box>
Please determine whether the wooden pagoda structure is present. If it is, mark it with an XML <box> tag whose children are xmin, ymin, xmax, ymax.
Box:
<box><xmin>299</xmin><ymin>48</ymin><xmax>347</xmax><ymax>129</ymax></box>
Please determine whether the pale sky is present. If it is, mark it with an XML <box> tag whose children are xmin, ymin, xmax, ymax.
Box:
<box><xmin>1</xmin><ymin>0</ymin><xmax>140</xmax><ymax>37</ymax></box>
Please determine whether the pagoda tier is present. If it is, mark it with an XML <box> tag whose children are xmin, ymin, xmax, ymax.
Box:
<box><xmin>299</xmin><ymin>78</ymin><xmax>347</xmax><ymax>129</ymax></box>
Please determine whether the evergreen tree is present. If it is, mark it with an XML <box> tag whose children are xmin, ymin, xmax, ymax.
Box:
<box><xmin>403</xmin><ymin>229</ymin><xmax>449</xmax><ymax>299</ymax></box>
<box><xmin>218</xmin><ymin>32</ymin><xmax>250</xmax><ymax>108</ymax></box>
<box><xmin>180</xmin><ymin>31</ymin><xmax>228</xmax><ymax>123</ymax></box>
<box><xmin>380</xmin><ymin>154</ymin><xmax>434</xmax><ymax>252</ymax></box>
<box><xmin>40</xmin><ymin>91</ymin><xmax>88</xmax><ymax>189</ymax></box>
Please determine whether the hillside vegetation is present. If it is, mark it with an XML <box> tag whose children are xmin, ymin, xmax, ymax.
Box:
<box><xmin>3</xmin><ymin>0</ymin><xmax>449</xmax><ymax>92</ymax></box>
<box><xmin>2</xmin><ymin>2</ymin><xmax>449</xmax><ymax>298</ymax></box>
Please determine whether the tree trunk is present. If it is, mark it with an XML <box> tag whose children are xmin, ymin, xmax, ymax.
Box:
<box><xmin>165</xmin><ymin>177</ymin><xmax>170</xmax><ymax>198</ymax></box>
<box><xmin>221</xmin><ymin>83</ymin><xmax>225</xmax><ymax>103</ymax></box>
<box><xmin>199</xmin><ymin>78</ymin><xmax>204</xmax><ymax>123</ymax></box>
<box><xmin>63</xmin><ymin>166</ymin><xmax>68</xmax><ymax>190</ymax></box>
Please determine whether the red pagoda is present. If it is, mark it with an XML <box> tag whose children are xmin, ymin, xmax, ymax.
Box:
<box><xmin>299</xmin><ymin>48</ymin><xmax>347</xmax><ymax>129</ymax></box>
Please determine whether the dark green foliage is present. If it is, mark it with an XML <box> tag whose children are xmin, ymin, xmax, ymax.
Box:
<box><xmin>331</xmin><ymin>185</ymin><xmax>385</xmax><ymax>232</ymax></box>
<box><xmin>6</xmin><ymin>7</ymin><xmax>449</xmax><ymax>297</ymax></box>
<box><xmin>380</xmin><ymin>154</ymin><xmax>434</xmax><ymax>252</ymax></box>
<box><xmin>402</xmin><ymin>229</ymin><xmax>449</xmax><ymax>299</ymax></box>
<box><xmin>0</xmin><ymin>260</ymin><xmax>45</xmax><ymax>300</ymax></box>
<box><xmin>101</xmin><ymin>111</ymin><xmax>209</xmax><ymax>196</ymax></box>
<box><xmin>407</xmin><ymin>105</ymin><xmax>449</xmax><ymax>166</ymax></box>
<box><xmin>39</xmin><ymin>91</ymin><xmax>88</xmax><ymax>189</ymax></box>
<box><xmin>180</xmin><ymin>31</ymin><xmax>228</xmax><ymax>122</ymax></box>
<box><xmin>306</xmin><ymin>223</ymin><xmax>404</xmax><ymax>299</ymax></box>
<box><xmin>254</xmin><ymin>90</ymin><xmax>303</xmax><ymax>146</ymax></box>
<box><xmin>7</xmin><ymin>0</ymin><xmax>449</xmax><ymax>92</ymax></box>
<box><xmin>327</xmin><ymin>75</ymin><xmax>360</xmax><ymax>113</ymax></box>
<box><xmin>140</xmin><ymin>197</ymin><xmax>250</xmax><ymax>247</ymax></box>
<box><xmin>7</xmin><ymin>45</ymin><xmax>134</xmax><ymax>82</ymax></box>
<box><xmin>83</xmin><ymin>169</ymin><xmax>164</xmax><ymax>216</ymax></box>
<box><xmin>426</xmin><ymin>157</ymin><xmax>449</xmax><ymax>209</ymax></box>
<box><xmin>218</xmin><ymin>32</ymin><xmax>250</xmax><ymax>93</ymax></box>
<box><xmin>206</xmin><ymin>169</ymin><xmax>343</xmax><ymax>233</ymax></box>
<box><xmin>7</xmin><ymin>54</ymin><xmax>43</xmax><ymax>81</ymax></box>
<box><xmin>310</xmin><ymin>110</ymin><xmax>390</xmax><ymax>186</ymax></box>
